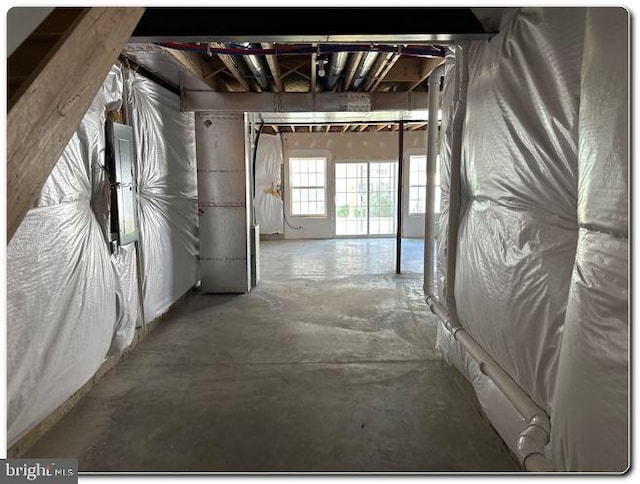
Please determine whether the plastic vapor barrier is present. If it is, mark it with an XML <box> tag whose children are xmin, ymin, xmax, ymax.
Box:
<box><xmin>435</xmin><ymin>42</ymin><xmax>527</xmax><ymax>456</ymax></box>
<box><xmin>254</xmin><ymin>134</ymin><xmax>284</xmax><ymax>234</ymax></box>
<box><xmin>109</xmin><ymin>244</ymin><xmax>141</xmax><ymax>355</ymax></box>
<box><xmin>127</xmin><ymin>71</ymin><xmax>199</xmax><ymax>323</ymax></box>
<box><xmin>435</xmin><ymin>7</ymin><xmax>628</xmax><ymax>470</ymax></box>
<box><xmin>7</xmin><ymin>66</ymin><xmax>124</xmax><ymax>446</ymax></box>
<box><xmin>550</xmin><ymin>8</ymin><xmax>628</xmax><ymax>472</ymax></box>
<box><xmin>455</xmin><ymin>8</ymin><xmax>584</xmax><ymax>412</ymax></box>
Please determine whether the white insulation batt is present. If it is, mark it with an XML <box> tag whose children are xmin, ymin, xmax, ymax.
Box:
<box><xmin>127</xmin><ymin>71</ymin><xmax>199</xmax><ymax>323</ymax></box>
<box><xmin>254</xmin><ymin>134</ymin><xmax>284</xmax><ymax>234</ymax></box>
<box><xmin>435</xmin><ymin>7</ymin><xmax>628</xmax><ymax>471</ymax></box>
<box><xmin>7</xmin><ymin>66</ymin><xmax>132</xmax><ymax>445</ymax></box>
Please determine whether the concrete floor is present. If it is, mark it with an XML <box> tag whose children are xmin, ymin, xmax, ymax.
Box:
<box><xmin>26</xmin><ymin>238</ymin><xmax>520</xmax><ymax>472</ymax></box>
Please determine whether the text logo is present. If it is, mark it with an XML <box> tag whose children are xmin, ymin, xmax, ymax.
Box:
<box><xmin>1</xmin><ymin>460</ymin><xmax>77</xmax><ymax>483</ymax></box>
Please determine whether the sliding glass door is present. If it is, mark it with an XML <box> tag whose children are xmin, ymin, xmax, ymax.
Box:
<box><xmin>335</xmin><ymin>162</ymin><xmax>397</xmax><ymax>237</ymax></box>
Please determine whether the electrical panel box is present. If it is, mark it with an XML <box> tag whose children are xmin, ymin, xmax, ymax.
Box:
<box><xmin>106</xmin><ymin>121</ymin><xmax>138</xmax><ymax>246</ymax></box>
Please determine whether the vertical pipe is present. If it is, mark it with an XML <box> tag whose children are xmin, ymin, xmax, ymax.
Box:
<box><xmin>423</xmin><ymin>65</ymin><xmax>445</xmax><ymax>294</ymax></box>
<box><xmin>444</xmin><ymin>45</ymin><xmax>468</xmax><ymax>320</ymax></box>
<box><xmin>396</xmin><ymin>121</ymin><xmax>404</xmax><ymax>274</ymax></box>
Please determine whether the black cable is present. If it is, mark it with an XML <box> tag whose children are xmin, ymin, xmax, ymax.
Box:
<box><xmin>252</xmin><ymin>119</ymin><xmax>265</xmax><ymax>201</ymax></box>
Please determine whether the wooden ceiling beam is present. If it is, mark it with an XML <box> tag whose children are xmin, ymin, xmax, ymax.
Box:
<box><xmin>368</xmin><ymin>53</ymin><xmax>402</xmax><ymax>92</ymax></box>
<box><xmin>363</xmin><ymin>53</ymin><xmax>393</xmax><ymax>92</ymax></box>
<box><xmin>311</xmin><ymin>52</ymin><xmax>317</xmax><ymax>93</ymax></box>
<box><xmin>211</xmin><ymin>42</ymin><xmax>252</xmax><ymax>91</ymax></box>
<box><xmin>162</xmin><ymin>48</ymin><xmax>223</xmax><ymax>90</ymax></box>
<box><xmin>7</xmin><ymin>7</ymin><xmax>145</xmax><ymax>242</ymax></box>
<box><xmin>261</xmin><ymin>42</ymin><xmax>283</xmax><ymax>92</ymax></box>
<box><xmin>343</xmin><ymin>52</ymin><xmax>364</xmax><ymax>91</ymax></box>
<box><xmin>408</xmin><ymin>57</ymin><xmax>446</xmax><ymax>92</ymax></box>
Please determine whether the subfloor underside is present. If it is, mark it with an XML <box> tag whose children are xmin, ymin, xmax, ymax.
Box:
<box><xmin>25</xmin><ymin>239</ymin><xmax>520</xmax><ymax>472</ymax></box>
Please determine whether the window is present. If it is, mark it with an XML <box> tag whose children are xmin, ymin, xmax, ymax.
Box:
<box><xmin>289</xmin><ymin>157</ymin><xmax>327</xmax><ymax>216</ymax></box>
<box><xmin>408</xmin><ymin>155</ymin><xmax>440</xmax><ymax>215</ymax></box>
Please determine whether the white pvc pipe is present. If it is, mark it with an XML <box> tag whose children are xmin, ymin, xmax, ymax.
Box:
<box><xmin>423</xmin><ymin>64</ymin><xmax>445</xmax><ymax>296</ymax></box>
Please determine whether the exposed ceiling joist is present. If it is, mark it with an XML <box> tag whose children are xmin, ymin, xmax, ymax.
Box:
<box><xmin>368</xmin><ymin>53</ymin><xmax>401</xmax><ymax>91</ymax></box>
<box><xmin>408</xmin><ymin>57</ymin><xmax>446</xmax><ymax>91</ymax></box>
<box><xmin>261</xmin><ymin>42</ymin><xmax>283</xmax><ymax>92</ymax></box>
<box><xmin>311</xmin><ymin>52</ymin><xmax>317</xmax><ymax>92</ymax></box>
<box><xmin>211</xmin><ymin>41</ymin><xmax>252</xmax><ymax>91</ymax></box>
<box><xmin>363</xmin><ymin>52</ymin><xmax>393</xmax><ymax>91</ymax></box>
<box><xmin>162</xmin><ymin>48</ymin><xmax>221</xmax><ymax>90</ymax></box>
<box><xmin>343</xmin><ymin>52</ymin><xmax>364</xmax><ymax>91</ymax></box>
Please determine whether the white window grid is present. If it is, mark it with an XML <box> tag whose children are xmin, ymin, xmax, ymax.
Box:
<box><xmin>289</xmin><ymin>157</ymin><xmax>327</xmax><ymax>216</ymax></box>
<box><xmin>409</xmin><ymin>155</ymin><xmax>440</xmax><ymax>215</ymax></box>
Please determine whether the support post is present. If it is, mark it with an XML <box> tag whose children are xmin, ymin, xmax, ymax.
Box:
<box><xmin>396</xmin><ymin>121</ymin><xmax>404</xmax><ymax>274</ymax></box>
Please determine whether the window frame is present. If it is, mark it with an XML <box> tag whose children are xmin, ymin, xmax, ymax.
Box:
<box><xmin>408</xmin><ymin>154</ymin><xmax>440</xmax><ymax>216</ymax></box>
<box><xmin>288</xmin><ymin>156</ymin><xmax>328</xmax><ymax>217</ymax></box>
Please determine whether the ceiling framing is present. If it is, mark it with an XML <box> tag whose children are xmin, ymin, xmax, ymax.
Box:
<box><xmin>122</xmin><ymin>7</ymin><xmax>494</xmax><ymax>132</ymax></box>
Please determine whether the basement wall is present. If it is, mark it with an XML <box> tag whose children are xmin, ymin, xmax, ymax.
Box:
<box><xmin>7</xmin><ymin>67</ymin><xmax>199</xmax><ymax>448</ymax></box>
<box><xmin>282</xmin><ymin>131</ymin><xmax>428</xmax><ymax>239</ymax></box>
<box><xmin>7</xmin><ymin>67</ymin><xmax>125</xmax><ymax>446</ymax></box>
<box><xmin>127</xmin><ymin>71</ymin><xmax>199</xmax><ymax>321</ymax></box>
<box><xmin>435</xmin><ymin>7</ymin><xmax>628</xmax><ymax>471</ymax></box>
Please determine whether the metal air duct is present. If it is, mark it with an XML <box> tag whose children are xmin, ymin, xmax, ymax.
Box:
<box><xmin>238</xmin><ymin>42</ymin><xmax>271</xmax><ymax>91</ymax></box>
<box><xmin>351</xmin><ymin>51</ymin><xmax>379</xmax><ymax>90</ymax></box>
<box><xmin>324</xmin><ymin>51</ymin><xmax>348</xmax><ymax>90</ymax></box>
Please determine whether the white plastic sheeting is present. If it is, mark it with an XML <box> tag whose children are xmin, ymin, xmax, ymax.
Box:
<box><xmin>435</xmin><ymin>40</ymin><xmax>529</xmax><ymax>458</ymax></box>
<box><xmin>455</xmin><ymin>7</ymin><xmax>584</xmax><ymax>412</ymax></box>
<box><xmin>109</xmin><ymin>244</ymin><xmax>141</xmax><ymax>355</ymax></box>
<box><xmin>7</xmin><ymin>66</ymin><xmax>123</xmax><ymax>446</ymax></box>
<box><xmin>550</xmin><ymin>8</ymin><xmax>628</xmax><ymax>472</ymax></box>
<box><xmin>435</xmin><ymin>7</ymin><xmax>628</xmax><ymax>471</ymax></box>
<box><xmin>254</xmin><ymin>134</ymin><xmax>284</xmax><ymax>234</ymax></box>
<box><xmin>127</xmin><ymin>71</ymin><xmax>199</xmax><ymax>322</ymax></box>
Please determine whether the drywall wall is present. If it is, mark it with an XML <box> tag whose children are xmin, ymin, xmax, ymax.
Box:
<box><xmin>195</xmin><ymin>113</ymin><xmax>252</xmax><ymax>293</ymax></box>
<box><xmin>282</xmin><ymin>131</ymin><xmax>429</xmax><ymax>239</ymax></box>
